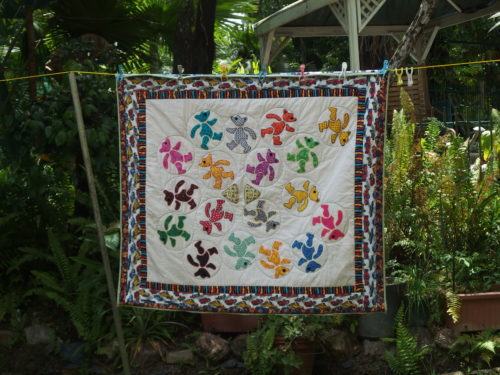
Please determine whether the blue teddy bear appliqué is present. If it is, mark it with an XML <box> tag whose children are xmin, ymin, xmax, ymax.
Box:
<box><xmin>292</xmin><ymin>233</ymin><xmax>324</xmax><ymax>272</ymax></box>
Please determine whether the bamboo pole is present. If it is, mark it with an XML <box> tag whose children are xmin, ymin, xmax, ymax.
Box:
<box><xmin>68</xmin><ymin>72</ymin><xmax>131</xmax><ymax>375</ymax></box>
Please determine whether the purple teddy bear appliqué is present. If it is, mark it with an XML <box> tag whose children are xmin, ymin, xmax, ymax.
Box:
<box><xmin>246</xmin><ymin>149</ymin><xmax>279</xmax><ymax>185</ymax></box>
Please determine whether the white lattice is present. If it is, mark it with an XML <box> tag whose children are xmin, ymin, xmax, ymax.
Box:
<box><xmin>329</xmin><ymin>0</ymin><xmax>348</xmax><ymax>32</ymax></box>
<box><xmin>357</xmin><ymin>0</ymin><xmax>386</xmax><ymax>32</ymax></box>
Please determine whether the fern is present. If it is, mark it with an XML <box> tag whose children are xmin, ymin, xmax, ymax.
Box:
<box><xmin>421</xmin><ymin>119</ymin><xmax>441</xmax><ymax>152</ymax></box>
<box><xmin>452</xmin><ymin>329</ymin><xmax>500</xmax><ymax>368</ymax></box>
<box><xmin>445</xmin><ymin>290</ymin><xmax>461</xmax><ymax>323</ymax></box>
<box><xmin>385</xmin><ymin>304</ymin><xmax>428</xmax><ymax>375</ymax></box>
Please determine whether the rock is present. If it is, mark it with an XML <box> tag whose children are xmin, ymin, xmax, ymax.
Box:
<box><xmin>132</xmin><ymin>341</ymin><xmax>163</xmax><ymax>367</ymax></box>
<box><xmin>196</xmin><ymin>332</ymin><xmax>230</xmax><ymax>362</ymax></box>
<box><xmin>24</xmin><ymin>325</ymin><xmax>54</xmax><ymax>345</ymax></box>
<box><xmin>230</xmin><ymin>334</ymin><xmax>248</xmax><ymax>357</ymax></box>
<box><xmin>59</xmin><ymin>341</ymin><xmax>85</xmax><ymax>366</ymax></box>
<box><xmin>324</xmin><ymin>329</ymin><xmax>358</xmax><ymax>362</ymax></box>
<box><xmin>409</xmin><ymin>326</ymin><xmax>434</xmax><ymax>347</ymax></box>
<box><xmin>0</xmin><ymin>329</ymin><xmax>16</xmax><ymax>345</ymax></box>
<box><xmin>220</xmin><ymin>359</ymin><xmax>245</xmax><ymax>368</ymax></box>
<box><xmin>434</xmin><ymin>328</ymin><xmax>456</xmax><ymax>350</ymax></box>
<box><xmin>363</xmin><ymin>339</ymin><xmax>387</xmax><ymax>357</ymax></box>
<box><xmin>165</xmin><ymin>349</ymin><xmax>194</xmax><ymax>364</ymax></box>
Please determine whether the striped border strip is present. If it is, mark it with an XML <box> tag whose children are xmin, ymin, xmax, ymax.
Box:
<box><xmin>129</xmin><ymin>86</ymin><xmax>366</xmax><ymax>298</ymax></box>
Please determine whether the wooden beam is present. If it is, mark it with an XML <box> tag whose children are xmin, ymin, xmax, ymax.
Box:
<box><xmin>446</xmin><ymin>0</ymin><xmax>462</xmax><ymax>13</ymax></box>
<box><xmin>329</xmin><ymin>2</ymin><xmax>347</xmax><ymax>32</ymax></box>
<box><xmin>269</xmin><ymin>37</ymin><xmax>291</xmax><ymax>65</ymax></box>
<box><xmin>358</xmin><ymin>0</ymin><xmax>387</xmax><ymax>32</ymax></box>
<box><xmin>415</xmin><ymin>26</ymin><xmax>439</xmax><ymax>63</ymax></box>
<box><xmin>390</xmin><ymin>34</ymin><xmax>418</xmax><ymax>62</ymax></box>
<box><xmin>274</xmin><ymin>25</ymin><xmax>409</xmax><ymax>37</ymax></box>
<box><xmin>426</xmin><ymin>2</ymin><xmax>500</xmax><ymax>30</ymax></box>
<box><xmin>255</xmin><ymin>0</ymin><xmax>338</xmax><ymax>36</ymax></box>
<box><xmin>259</xmin><ymin>30</ymin><xmax>275</xmax><ymax>69</ymax></box>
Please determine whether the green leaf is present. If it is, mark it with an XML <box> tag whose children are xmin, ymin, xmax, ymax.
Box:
<box><xmin>55</xmin><ymin>131</ymin><xmax>66</xmax><ymax>146</ymax></box>
<box><xmin>477</xmin><ymin>340</ymin><xmax>496</xmax><ymax>353</ymax></box>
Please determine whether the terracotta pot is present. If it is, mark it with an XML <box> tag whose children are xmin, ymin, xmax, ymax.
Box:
<box><xmin>201</xmin><ymin>313</ymin><xmax>261</xmax><ymax>333</ymax></box>
<box><xmin>445</xmin><ymin>292</ymin><xmax>500</xmax><ymax>333</ymax></box>
<box><xmin>275</xmin><ymin>337</ymin><xmax>317</xmax><ymax>375</ymax></box>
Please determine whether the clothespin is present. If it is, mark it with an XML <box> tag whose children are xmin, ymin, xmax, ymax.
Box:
<box><xmin>339</xmin><ymin>62</ymin><xmax>348</xmax><ymax>81</ymax></box>
<box><xmin>395</xmin><ymin>68</ymin><xmax>404</xmax><ymax>86</ymax></box>
<box><xmin>378</xmin><ymin>60</ymin><xmax>389</xmax><ymax>77</ymax></box>
<box><xmin>177</xmin><ymin>65</ymin><xmax>184</xmax><ymax>79</ymax></box>
<box><xmin>405</xmin><ymin>67</ymin><xmax>414</xmax><ymax>86</ymax></box>
<box><xmin>258</xmin><ymin>68</ymin><xmax>267</xmax><ymax>86</ymax></box>
<box><xmin>220</xmin><ymin>65</ymin><xmax>228</xmax><ymax>81</ymax></box>
<box><xmin>117</xmin><ymin>64</ymin><xmax>124</xmax><ymax>82</ymax></box>
<box><xmin>299</xmin><ymin>64</ymin><xmax>306</xmax><ymax>84</ymax></box>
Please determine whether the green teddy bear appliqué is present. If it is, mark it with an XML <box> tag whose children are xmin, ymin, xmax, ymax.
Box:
<box><xmin>223</xmin><ymin>232</ymin><xmax>256</xmax><ymax>270</ymax></box>
<box><xmin>157</xmin><ymin>215</ymin><xmax>190</xmax><ymax>248</ymax></box>
<box><xmin>287</xmin><ymin>136</ymin><xmax>320</xmax><ymax>173</ymax></box>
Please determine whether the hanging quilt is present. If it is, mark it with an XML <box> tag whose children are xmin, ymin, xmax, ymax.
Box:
<box><xmin>118</xmin><ymin>73</ymin><xmax>386</xmax><ymax>314</ymax></box>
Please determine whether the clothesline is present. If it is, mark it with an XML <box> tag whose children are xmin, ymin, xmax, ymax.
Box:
<box><xmin>0</xmin><ymin>58</ymin><xmax>498</xmax><ymax>83</ymax></box>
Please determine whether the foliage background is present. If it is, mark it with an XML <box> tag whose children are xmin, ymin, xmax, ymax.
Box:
<box><xmin>0</xmin><ymin>0</ymin><xmax>498</xmax><ymax>372</ymax></box>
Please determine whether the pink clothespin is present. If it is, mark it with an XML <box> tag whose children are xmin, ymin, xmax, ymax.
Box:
<box><xmin>299</xmin><ymin>64</ymin><xmax>306</xmax><ymax>84</ymax></box>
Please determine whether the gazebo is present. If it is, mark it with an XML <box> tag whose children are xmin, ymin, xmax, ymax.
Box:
<box><xmin>255</xmin><ymin>0</ymin><xmax>500</xmax><ymax>121</ymax></box>
<box><xmin>255</xmin><ymin>0</ymin><xmax>500</xmax><ymax>69</ymax></box>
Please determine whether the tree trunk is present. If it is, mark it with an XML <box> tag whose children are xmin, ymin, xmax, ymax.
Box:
<box><xmin>172</xmin><ymin>0</ymin><xmax>217</xmax><ymax>74</ymax></box>
<box><xmin>390</xmin><ymin>0</ymin><xmax>438</xmax><ymax>68</ymax></box>
<box><xmin>24</xmin><ymin>5</ymin><xmax>37</xmax><ymax>99</ymax></box>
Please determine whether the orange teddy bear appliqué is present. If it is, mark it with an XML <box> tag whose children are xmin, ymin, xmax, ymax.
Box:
<box><xmin>199</xmin><ymin>154</ymin><xmax>234</xmax><ymax>189</ymax></box>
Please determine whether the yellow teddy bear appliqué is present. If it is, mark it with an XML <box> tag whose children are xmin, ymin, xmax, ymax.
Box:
<box><xmin>318</xmin><ymin>107</ymin><xmax>351</xmax><ymax>146</ymax></box>
<box><xmin>259</xmin><ymin>241</ymin><xmax>291</xmax><ymax>279</ymax></box>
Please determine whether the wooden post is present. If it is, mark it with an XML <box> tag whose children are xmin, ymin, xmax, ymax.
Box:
<box><xmin>346</xmin><ymin>0</ymin><xmax>360</xmax><ymax>70</ymax></box>
<box><xmin>68</xmin><ymin>72</ymin><xmax>131</xmax><ymax>375</ymax></box>
<box><xmin>24</xmin><ymin>5</ymin><xmax>36</xmax><ymax>99</ymax></box>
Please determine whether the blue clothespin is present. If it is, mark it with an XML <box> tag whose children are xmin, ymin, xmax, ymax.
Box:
<box><xmin>117</xmin><ymin>64</ymin><xmax>124</xmax><ymax>81</ymax></box>
<box><xmin>378</xmin><ymin>60</ymin><xmax>389</xmax><ymax>77</ymax></box>
<box><xmin>258</xmin><ymin>68</ymin><xmax>267</xmax><ymax>86</ymax></box>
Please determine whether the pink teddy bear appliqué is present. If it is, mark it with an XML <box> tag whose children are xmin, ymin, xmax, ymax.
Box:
<box><xmin>312</xmin><ymin>204</ymin><xmax>345</xmax><ymax>241</ymax></box>
<box><xmin>159</xmin><ymin>138</ymin><xmax>193</xmax><ymax>174</ymax></box>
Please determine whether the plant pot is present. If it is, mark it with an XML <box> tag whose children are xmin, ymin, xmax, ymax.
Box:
<box><xmin>445</xmin><ymin>292</ymin><xmax>500</xmax><ymax>333</ymax></box>
<box><xmin>275</xmin><ymin>337</ymin><xmax>317</xmax><ymax>375</ymax></box>
<box><xmin>357</xmin><ymin>282</ymin><xmax>406</xmax><ymax>338</ymax></box>
<box><xmin>201</xmin><ymin>313</ymin><xmax>261</xmax><ymax>333</ymax></box>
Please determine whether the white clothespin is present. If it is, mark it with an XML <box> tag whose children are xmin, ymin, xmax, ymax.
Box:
<box><xmin>395</xmin><ymin>68</ymin><xmax>404</xmax><ymax>86</ymax></box>
<box><xmin>405</xmin><ymin>67</ymin><xmax>414</xmax><ymax>86</ymax></box>
<box><xmin>177</xmin><ymin>65</ymin><xmax>184</xmax><ymax>80</ymax></box>
<box><xmin>339</xmin><ymin>62</ymin><xmax>348</xmax><ymax>81</ymax></box>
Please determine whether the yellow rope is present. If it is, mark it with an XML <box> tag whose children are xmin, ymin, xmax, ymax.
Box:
<box><xmin>0</xmin><ymin>70</ymin><xmax>115</xmax><ymax>82</ymax></box>
<box><xmin>0</xmin><ymin>58</ymin><xmax>498</xmax><ymax>82</ymax></box>
<box><xmin>388</xmin><ymin>58</ymin><xmax>500</xmax><ymax>71</ymax></box>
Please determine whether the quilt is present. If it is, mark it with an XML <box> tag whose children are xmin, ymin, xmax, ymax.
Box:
<box><xmin>118</xmin><ymin>73</ymin><xmax>386</xmax><ymax>314</ymax></box>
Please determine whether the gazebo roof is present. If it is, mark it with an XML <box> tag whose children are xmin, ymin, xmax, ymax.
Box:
<box><xmin>255</xmin><ymin>0</ymin><xmax>500</xmax><ymax>68</ymax></box>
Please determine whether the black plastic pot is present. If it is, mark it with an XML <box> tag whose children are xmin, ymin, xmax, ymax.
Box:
<box><xmin>357</xmin><ymin>282</ymin><xmax>406</xmax><ymax>338</ymax></box>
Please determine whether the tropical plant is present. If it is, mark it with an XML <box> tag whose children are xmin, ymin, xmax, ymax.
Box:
<box><xmin>383</xmin><ymin>304</ymin><xmax>429</xmax><ymax>375</ymax></box>
<box><xmin>121</xmin><ymin>307</ymin><xmax>189</xmax><ymax>363</ymax></box>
